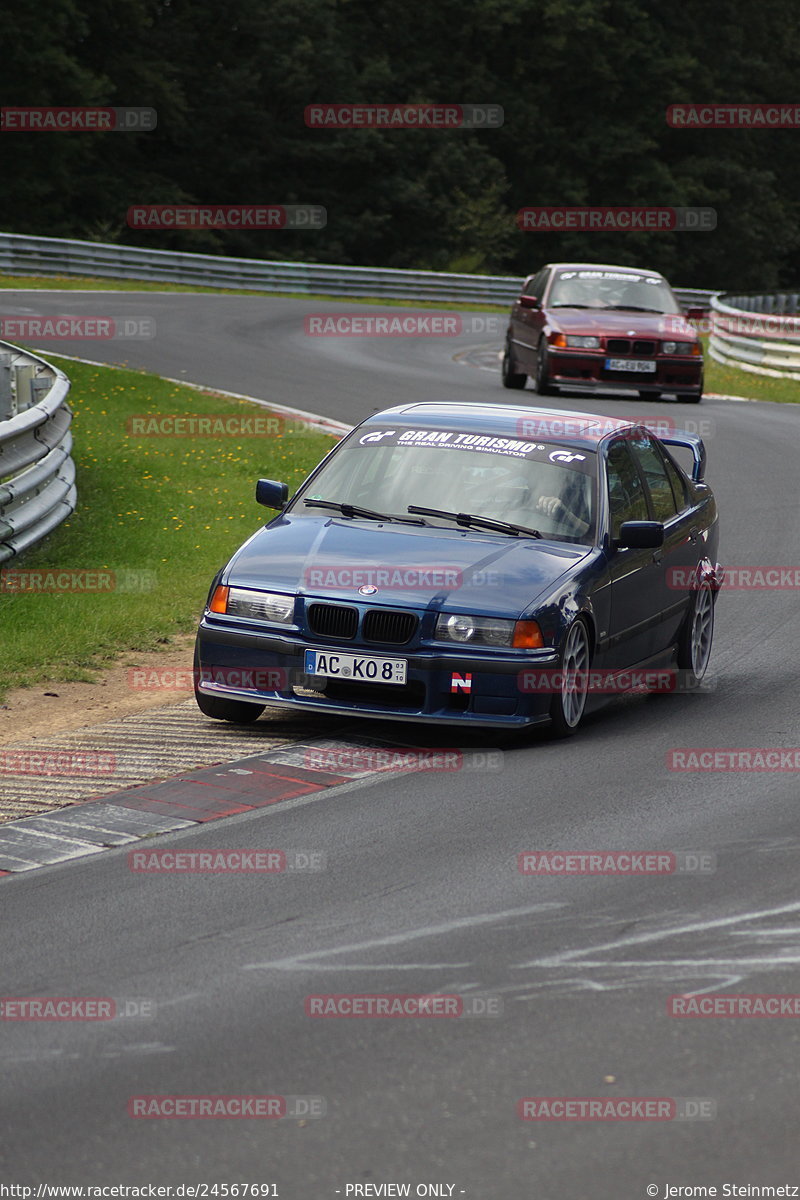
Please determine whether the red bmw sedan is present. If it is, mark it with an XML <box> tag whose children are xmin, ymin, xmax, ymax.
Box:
<box><xmin>502</xmin><ymin>262</ymin><xmax>705</xmax><ymax>402</ymax></box>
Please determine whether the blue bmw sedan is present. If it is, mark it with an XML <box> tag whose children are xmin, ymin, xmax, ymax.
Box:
<box><xmin>194</xmin><ymin>403</ymin><xmax>722</xmax><ymax>736</ymax></box>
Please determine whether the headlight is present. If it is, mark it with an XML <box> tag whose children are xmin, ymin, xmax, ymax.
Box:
<box><xmin>565</xmin><ymin>335</ymin><xmax>601</xmax><ymax>349</ymax></box>
<box><xmin>661</xmin><ymin>341</ymin><xmax>695</xmax><ymax>355</ymax></box>
<box><xmin>210</xmin><ymin>585</ymin><xmax>295</xmax><ymax>624</ymax></box>
<box><xmin>440</xmin><ymin>613</ymin><xmax>481</xmax><ymax>643</ymax></box>
<box><xmin>437</xmin><ymin>613</ymin><xmax>515</xmax><ymax>646</ymax></box>
<box><xmin>435</xmin><ymin>614</ymin><xmax>543</xmax><ymax>649</ymax></box>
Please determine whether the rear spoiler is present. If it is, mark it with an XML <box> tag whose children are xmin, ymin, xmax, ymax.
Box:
<box><xmin>659</xmin><ymin>431</ymin><xmax>707</xmax><ymax>483</ymax></box>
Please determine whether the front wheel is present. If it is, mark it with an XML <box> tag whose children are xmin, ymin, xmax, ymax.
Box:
<box><xmin>676</xmin><ymin>581</ymin><xmax>715</xmax><ymax>688</ymax></box>
<box><xmin>501</xmin><ymin>342</ymin><xmax>527</xmax><ymax>389</ymax></box>
<box><xmin>549</xmin><ymin>618</ymin><xmax>591</xmax><ymax>737</ymax></box>
<box><xmin>195</xmin><ymin>690</ymin><xmax>265</xmax><ymax>723</ymax></box>
<box><xmin>533</xmin><ymin>341</ymin><xmax>558</xmax><ymax>396</ymax></box>
<box><xmin>678</xmin><ymin>371</ymin><xmax>704</xmax><ymax>403</ymax></box>
<box><xmin>193</xmin><ymin>647</ymin><xmax>266</xmax><ymax>723</ymax></box>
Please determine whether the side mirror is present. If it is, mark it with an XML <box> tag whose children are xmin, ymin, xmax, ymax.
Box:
<box><xmin>256</xmin><ymin>479</ymin><xmax>289</xmax><ymax>509</ymax></box>
<box><xmin>685</xmin><ymin>306</ymin><xmax>706</xmax><ymax>320</ymax></box>
<box><xmin>616</xmin><ymin>520</ymin><xmax>664</xmax><ymax>549</ymax></box>
<box><xmin>519</xmin><ymin>294</ymin><xmax>540</xmax><ymax>310</ymax></box>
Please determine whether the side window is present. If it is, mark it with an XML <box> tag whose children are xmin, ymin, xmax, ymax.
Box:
<box><xmin>628</xmin><ymin>434</ymin><xmax>678</xmax><ymax>522</ymax></box>
<box><xmin>524</xmin><ymin>268</ymin><xmax>547</xmax><ymax>299</ymax></box>
<box><xmin>662</xmin><ymin>452</ymin><xmax>688</xmax><ymax>512</ymax></box>
<box><xmin>606</xmin><ymin>440</ymin><xmax>649</xmax><ymax>539</ymax></box>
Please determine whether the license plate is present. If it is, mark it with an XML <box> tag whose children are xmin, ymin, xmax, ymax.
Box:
<box><xmin>605</xmin><ymin>358</ymin><xmax>657</xmax><ymax>373</ymax></box>
<box><xmin>304</xmin><ymin>649</ymin><xmax>407</xmax><ymax>685</ymax></box>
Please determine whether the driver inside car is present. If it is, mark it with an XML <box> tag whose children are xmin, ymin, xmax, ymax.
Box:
<box><xmin>535</xmin><ymin>473</ymin><xmax>591</xmax><ymax>537</ymax></box>
<box><xmin>465</xmin><ymin>462</ymin><xmax>591</xmax><ymax>540</ymax></box>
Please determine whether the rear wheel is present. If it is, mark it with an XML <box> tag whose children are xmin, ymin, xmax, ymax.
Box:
<box><xmin>533</xmin><ymin>340</ymin><xmax>558</xmax><ymax>396</ymax></box>
<box><xmin>501</xmin><ymin>342</ymin><xmax>527</xmax><ymax>389</ymax></box>
<box><xmin>549</xmin><ymin>618</ymin><xmax>591</xmax><ymax>737</ymax></box>
<box><xmin>676</xmin><ymin>581</ymin><xmax>714</xmax><ymax>688</ymax></box>
<box><xmin>193</xmin><ymin>647</ymin><xmax>265</xmax><ymax>723</ymax></box>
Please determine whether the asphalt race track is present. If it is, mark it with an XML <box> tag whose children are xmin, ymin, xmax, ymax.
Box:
<box><xmin>1</xmin><ymin>291</ymin><xmax>800</xmax><ymax>1197</ymax></box>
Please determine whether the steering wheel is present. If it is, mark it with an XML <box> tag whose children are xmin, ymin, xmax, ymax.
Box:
<box><xmin>536</xmin><ymin>494</ymin><xmax>587</xmax><ymax>535</ymax></box>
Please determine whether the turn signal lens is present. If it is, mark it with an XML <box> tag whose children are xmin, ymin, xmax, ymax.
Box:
<box><xmin>209</xmin><ymin>585</ymin><xmax>229</xmax><ymax>614</ymax></box>
<box><xmin>513</xmin><ymin>620</ymin><xmax>544</xmax><ymax>649</ymax></box>
<box><xmin>691</xmin><ymin>342</ymin><xmax>702</xmax><ymax>355</ymax></box>
<box><xmin>551</xmin><ymin>333</ymin><xmax>567</xmax><ymax>348</ymax></box>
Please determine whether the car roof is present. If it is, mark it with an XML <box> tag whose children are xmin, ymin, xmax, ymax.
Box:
<box><xmin>360</xmin><ymin>402</ymin><xmax>637</xmax><ymax>449</ymax></box>
<box><xmin>543</xmin><ymin>262</ymin><xmax>664</xmax><ymax>278</ymax></box>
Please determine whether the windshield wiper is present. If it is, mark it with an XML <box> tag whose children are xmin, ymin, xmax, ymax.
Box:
<box><xmin>549</xmin><ymin>303</ymin><xmax>596</xmax><ymax>309</ymax></box>
<box><xmin>304</xmin><ymin>499</ymin><xmax>427</xmax><ymax>525</ymax></box>
<box><xmin>605</xmin><ymin>305</ymin><xmax>665</xmax><ymax>313</ymax></box>
<box><xmin>408</xmin><ymin>505</ymin><xmax>541</xmax><ymax>538</ymax></box>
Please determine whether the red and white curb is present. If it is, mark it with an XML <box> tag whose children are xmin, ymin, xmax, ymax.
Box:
<box><xmin>0</xmin><ymin>736</ymin><xmax>444</xmax><ymax>875</ymax></box>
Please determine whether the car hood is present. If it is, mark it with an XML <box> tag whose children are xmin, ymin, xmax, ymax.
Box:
<box><xmin>547</xmin><ymin>309</ymin><xmax>698</xmax><ymax>338</ymax></box>
<box><xmin>225</xmin><ymin>516</ymin><xmax>590</xmax><ymax>617</ymax></box>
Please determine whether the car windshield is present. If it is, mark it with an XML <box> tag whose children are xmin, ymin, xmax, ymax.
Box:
<box><xmin>548</xmin><ymin>269</ymin><xmax>680</xmax><ymax>314</ymax></box>
<box><xmin>290</xmin><ymin>428</ymin><xmax>597</xmax><ymax>544</ymax></box>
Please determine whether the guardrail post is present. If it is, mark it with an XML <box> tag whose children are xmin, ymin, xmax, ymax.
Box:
<box><xmin>13</xmin><ymin>364</ymin><xmax>35</xmax><ymax>412</ymax></box>
<box><xmin>0</xmin><ymin>353</ymin><xmax>13</xmax><ymax>420</ymax></box>
<box><xmin>31</xmin><ymin>375</ymin><xmax>52</xmax><ymax>406</ymax></box>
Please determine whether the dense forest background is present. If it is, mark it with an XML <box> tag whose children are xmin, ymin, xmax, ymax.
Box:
<box><xmin>2</xmin><ymin>0</ymin><xmax>800</xmax><ymax>289</ymax></box>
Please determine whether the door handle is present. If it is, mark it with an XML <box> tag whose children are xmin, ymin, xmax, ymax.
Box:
<box><xmin>688</xmin><ymin>526</ymin><xmax>700</xmax><ymax>544</ymax></box>
<box><xmin>652</xmin><ymin>551</ymin><xmax>663</xmax><ymax>565</ymax></box>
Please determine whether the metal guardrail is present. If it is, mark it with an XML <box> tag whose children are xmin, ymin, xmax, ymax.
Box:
<box><xmin>709</xmin><ymin>292</ymin><xmax>800</xmax><ymax>378</ymax></box>
<box><xmin>0</xmin><ymin>342</ymin><xmax>75</xmax><ymax>563</ymax></box>
<box><xmin>0</xmin><ymin>230</ymin><xmax>715</xmax><ymax>310</ymax></box>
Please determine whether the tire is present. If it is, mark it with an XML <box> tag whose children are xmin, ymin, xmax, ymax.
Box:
<box><xmin>549</xmin><ymin>618</ymin><xmax>591</xmax><ymax>737</ymax></box>
<box><xmin>193</xmin><ymin>647</ymin><xmax>266</xmax><ymax>724</ymax></box>
<box><xmin>676</xmin><ymin>580</ymin><xmax>715</xmax><ymax>688</ymax></box>
<box><xmin>533</xmin><ymin>340</ymin><xmax>558</xmax><ymax>396</ymax></box>
<box><xmin>501</xmin><ymin>342</ymin><xmax>527</xmax><ymax>389</ymax></box>
<box><xmin>678</xmin><ymin>371</ymin><xmax>704</xmax><ymax>403</ymax></box>
<box><xmin>195</xmin><ymin>690</ymin><xmax>265</xmax><ymax>723</ymax></box>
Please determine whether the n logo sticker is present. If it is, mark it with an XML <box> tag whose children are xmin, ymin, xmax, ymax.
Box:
<box><xmin>450</xmin><ymin>673</ymin><xmax>473</xmax><ymax>694</ymax></box>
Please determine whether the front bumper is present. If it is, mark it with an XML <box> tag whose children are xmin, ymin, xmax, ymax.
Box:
<box><xmin>547</xmin><ymin>348</ymin><xmax>703</xmax><ymax>393</ymax></box>
<box><xmin>196</xmin><ymin>617</ymin><xmax>560</xmax><ymax>729</ymax></box>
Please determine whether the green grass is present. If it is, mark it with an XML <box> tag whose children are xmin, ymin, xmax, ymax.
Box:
<box><xmin>0</xmin><ymin>272</ymin><xmax>507</xmax><ymax>312</ymax></box>
<box><xmin>0</xmin><ymin>356</ymin><xmax>336</xmax><ymax>697</ymax></box>
<box><xmin>704</xmin><ymin>338</ymin><xmax>800</xmax><ymax>404</ymax></box>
